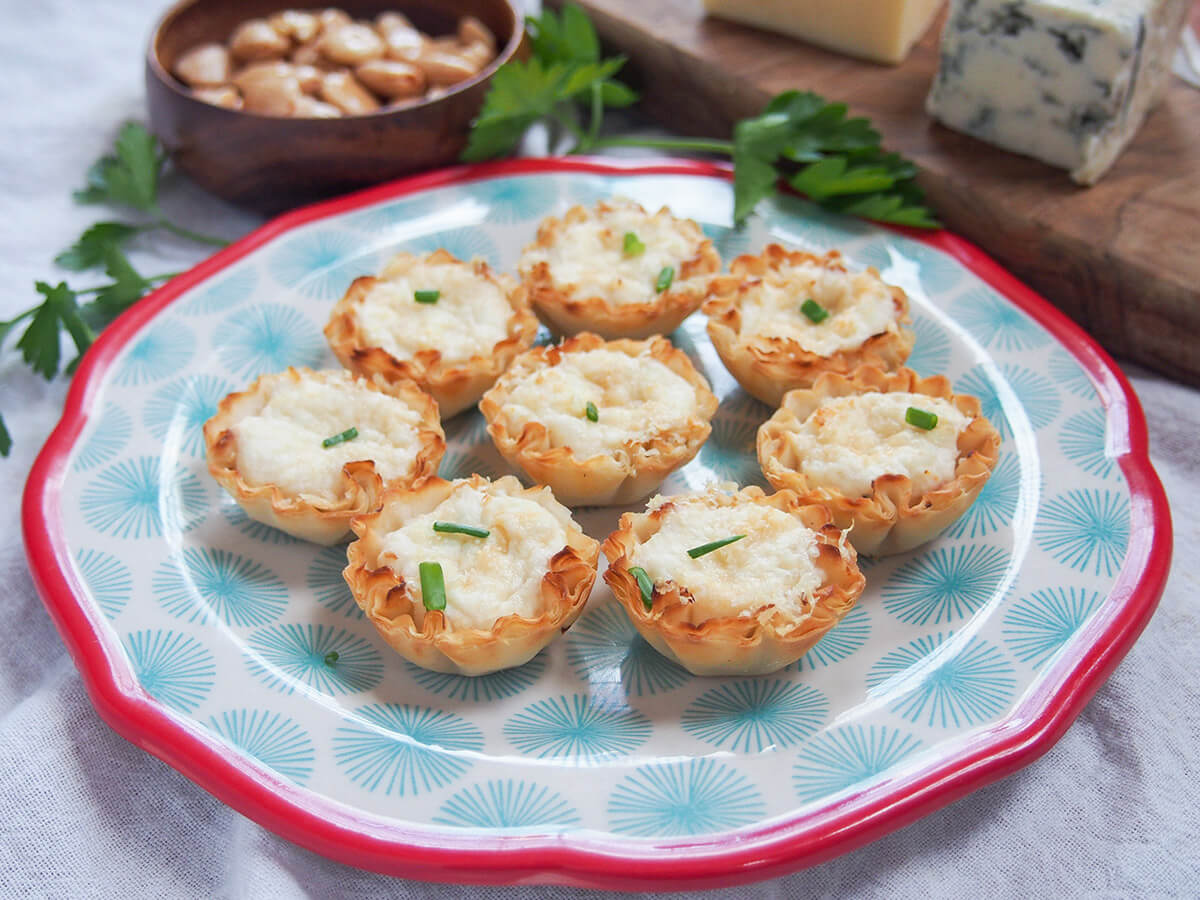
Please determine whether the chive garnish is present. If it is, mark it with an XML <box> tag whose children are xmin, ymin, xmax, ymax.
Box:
<box><xmin>322</xmin><ymin>426</ymin><xmax>358</xmax><ymax>448</ymax></box>
<box><xmin>905</xmin><ymin>406</ymin><xmax>939</xmax><ymax>430</ymax></box>
<box><xmin>414</xmin><ymin>289</ymin><xmax>440</xmax><ymax>303</ymax></box>
<box><xmin>800</xmin><ymin>298</ymin><xmax>829</xmax><ymax>323</ymax></box>
<box><xmin>323</xmin><ymin>650</ymin><xmax>339</xmax><ymax>667</ymax></box>
<box><xmin>419</xmin><ymin>561</ymin><xmax>447</xmax><ymax>611</ymax></box>
<box><xmin>433</xmin><ymin>521</ymin><xmax>490</xmax><ymax>539</ymax></box>
<box><xmin>623</xmin><ymin>231</ymin><xmax>645</xmax><ymax>256</ymax></box>
<box><xmin>585</xmin><ymin>401</ymin><xmax>599</xmax><ymax>422</ymax></box>
<box><xmin>655</xmin><ymin>266</ymin><xmax>675</xmax><ymax>292</ymax></box>
<box><xmin>629</xmin><ymin>565</ymin><xmax>654</xmax><ymax>611</ymax></box>
<box><xmin>687</xmin><ymin>534</ymin><xmax>746</xmax><ymax>559</ymax></box>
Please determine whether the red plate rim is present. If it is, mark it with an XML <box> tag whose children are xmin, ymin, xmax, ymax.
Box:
<box><xmin>21</xmin><ymin>157</ymin><xmax>1172</xmax><ymax>890</ymax></box>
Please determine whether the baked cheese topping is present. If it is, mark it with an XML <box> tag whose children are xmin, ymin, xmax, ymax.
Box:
<box><xmin>231</xmin><ymin>372</ymin><xmax>426</xmax><ymax>500</ymax></box>
<box><xmin>785</xmin><ymin>392</ymin><xmax>969</xmax><ymax>497</ymax></box>
<box><xmin>498</xmin><ymin>347</ymin><xmax>701</xmax><ymax>460</ymax></box>
<box><xmin>356</xmin><ymin>258</ymin><xmax>513</xmax><ymax>363</ymax></box>
<box><xmin>736</xmin><ymin>259</ymin><xmax>901</xmax><ymax>355</ymax></box>
<box><xmin>631</xmin><ymin>493</ymin><xmax>823</xmax><ymax>621</ymax></box>
<box><xmin>520</xmin><ymin>198</ymin><xmax>707</xmax><ymax>306</ymax></box>
<box><xmin>379</xmin><ymin>482</ymin><xmax>569</xmax><ymax>631</ymax></box>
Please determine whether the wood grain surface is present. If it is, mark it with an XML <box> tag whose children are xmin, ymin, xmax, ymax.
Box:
<box><xmin>553</xmin><ymin>0</ymin><xmax>1200</xmax><ymax>385</ymax></box>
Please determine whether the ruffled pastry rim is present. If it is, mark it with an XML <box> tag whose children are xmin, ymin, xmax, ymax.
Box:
<box><xmin>344</xmin><ymin>474</ymin><xmax>600</xmax><ymax>676</ymax></box>
<box><xmin>478</xmin><ymin>333</ymin><xmax>719</xmax><ymax>506</ymax></box>
<box><xmin>703</xmin><ymin>244</ymin><xmax>914</xmax><ymax>407</ymax></box>
<box><xmin>518</xmin><ymin>199</ymin><xmax>721</xmax><ymax>340</ymax></box>
<box><xmin>601</xmin><ymin>485</ymin><xmax>865</xmax><ymax>676</ymax></box>
<box><xmin>203</xmin><ymin>367</ymin><xmax>445</xmax><ymax>545</ymax></box>
<box><xmin>757</xmin><ymin>366</ymin><xmax>1002</xmax><ymax>557</ymax></box>
<box><xmin>324</xmin><ymin>249</ymin><xmax>539</xmax><ymax>418</ymax></box>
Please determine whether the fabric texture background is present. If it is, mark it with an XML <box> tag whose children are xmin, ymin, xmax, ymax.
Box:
<box><xmin>1</xmin><ymin>1</ymin><xmax>1197</xmax><ymax>896</ymax></box>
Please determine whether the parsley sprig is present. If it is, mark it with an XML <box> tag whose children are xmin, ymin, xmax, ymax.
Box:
<box><xmin>0</xmin><ymin>122</ymin><xmax>229</xmax><ymax>456</ymax></box>
<box><xmin>464</xmin><ymin>4</ymin><xmax>938</xmax><ymax>231</ymax></box>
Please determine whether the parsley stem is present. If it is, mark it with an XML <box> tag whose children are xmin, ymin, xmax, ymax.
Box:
<box><xmin>72</xmin><ymin>272</ymin><xmax>182</xmax><ymax>295</ymax></box>
<box><xmin>586</xmin><ymin>81</ymin><xmax>604</xmax><ymax>147</ymax></box>
<box><xmin>580</xmin><ymin>136</ymin><xmax>736</xmax><ymax>156</ymax></box>
<box><xmin>152</xmin><ymin>214</ymin><xmax>230</xmax><ymax>248</ymax></box>
<box><xmin>552</xmin><ymin>109</ymin><xmax>589</xmax><ymax>147</ymax></box>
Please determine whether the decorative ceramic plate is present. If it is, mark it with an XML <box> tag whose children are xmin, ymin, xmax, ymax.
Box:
<box><xmin>24</xmin><ymin>159</ymin><xmax>1169</xmax><ymax>889</ymax></box>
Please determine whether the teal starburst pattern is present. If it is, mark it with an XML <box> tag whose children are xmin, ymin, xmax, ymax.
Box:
<box><xmin>215</xmin><ymin>304</ymin><xmax>326</xmax><ymax>379</ymax></box>
<box><xmin>1035</xmin><ymin>488</ymin><xmax>1129</xmax><ymax>577</ymax></box>
<box><xmin>80</xmin><ymin>457</ymin><xmax>208</xmax><ymax>539</ymax></box>
<box><xmin>75</xmin><ymin>548</ymin><xmax>132</xmax><ymax>619</ymax></box>
<box><xmin>945</xmin><ymin>452</ymin><xmax>1022</xmax><ymax>540</ymax></box>
<box><xmin>698</xmin><ymin>416</ymin><xmax>766</xmax><ymax>487</ymax></box>
<box><xmin>245</xmin><ymin>623</ymin><xmax>384</xmax><ymax>695</ymax></box>
<box><xmin>1049</xmin><ymin>350</ymin><xmax>1095</xmax><ymax>399</ymax></box>
<box><xmin>682</xmin><ymin>680</ymin><xmax>828</xmax><ymax>752</ymax></box>
<box><xmin>182</xmin><ymin>265</ymin><xmax>257</xmax><ymax>316</ymax></box>
<box><xmin>342</xmin><ymin>191</ymin><xmax>440</xmax><ymax>231</ymax></box>
<box><xmin>503</xmin><ymin>694</ymin><xmax>652</xmax><ymax>761</ymax></box>
<box><xmin>566</xmin><ymin>601</ymin><xmax>691</xmax><ymax>697</ymax></box>
<box><xmin>333</xmin><ymin>704</ymin><xmax>483</xmax><ymax>795</ymax></box>
<box><xmin>405</xmin><ymin>228</ymin><xmax>499</xmax><ymax>266</ymax></box>
<box><xmin>73</xmin><ymin>403</ymin><xmax>132</xmax><ymax>472</ymax></box>
<box><xmin>881</xmin><ymin>544</ymin><xmax>1010</xmax><ymax>625</ymax></box>
<box><xmin>956</xmin><ymin>362</ymin><xmax>1061</xmax><ymax>441</ymax></box>
<box><xmin>143</xmin><ymin>375</ymin><xmax>233</xmax><ymax>456</ymax></box>
<box><xmin>1059</xmin><ymin>408</ymin><xmax>1114</xmax><ymax>479</ymax></box>
<box><xmin>794</xmin><ymin>604</ymin><xmax>871</xmax><ymax>671</ymax></box>
<box><xmin>434</xmin><ymin>779</ymin><xmax>581</xmax><ymax>830</ymax></box>
<box><xmin>268</xmin><ymin>229</ymin><xmax>369</xmax><ymax>299</ymax></box>
<box><xmin>115</xmin><ymin>321</ymin><xmax>196</xmax><ymax>386</ymax></box>
<box><xmin>403</xmin><ymin>654</ymin><xmax>547</xmax><ymax>702</ymax></box>
<box><xmin>219</xmin><ymin>498</ymin><xmax>298</xmax><ymax>545</ymax></box>
<box><xmin>306</xmin><ymin>545</ymin><xmax>359</xmax><ymax>617</ymax></box>
<box><xmin>124</xmin><ymin>629</ymin><xmax>215</xmax><ymax>713</ymax></box>
<box><xmin>1003</xmin><ymin>587</ymin><xmax>1103</xmax><ymax>669</ymax></box>
<box><xmin>701</xmin><ymin>222</ymin><xmax>753</xmax><ymax>259</ymax></box>
<box><xmin>763</xmin><ymin>195</ymin><xmax>869</xmax><ymax>250</ymax></box>
<box><xmin>153</xmin><ymin>548</ymin><xmax>288</xmax><ymax>627</ymax></box>
<box><xmin>867</xmin><ymin>632</ymin><xmax>1017</xmax><ymax>728</ymax></box>
<box><xmin>951</xmin><ymin>286</ymin><xmax>1051</xmax><ymax>352</ymax></box>
<box><xmin>438</xmin><ymin>449</ymin><xmax>502</xmax><ymax>481</ymax></box>
<box><xmin>443</xmin><ymin>411</ymin><xmax>492</xmax><ymax>447</ymax></box>
<box><xmin>475</xmin><ymin>176</ymin><xmax>559</xmax><ymax>224</ymax></box>
<box><xmin>608</xmin><ymin>758</ymin><xmax>765</xmax><ymax>837</ymax></box>
<box><xmin>208</xmin><ymin>708</ymin><xmax>315</xmax><ymax>784</ymax></box>
<box><xmin>792</xmin><ymin>725</ymin><xmax>923</xmax><ymax>803</ymax></box>
<box><xmin>904</xmin><ymin>313</ymin><xmax>952</xmax><ymax>377</ymax></box>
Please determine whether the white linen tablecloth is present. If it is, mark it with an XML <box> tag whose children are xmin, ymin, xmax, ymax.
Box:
<box><xmin>1</xmin><ymin>2</ymin><xmax>1197</xmax><ymax>896</ymax></box>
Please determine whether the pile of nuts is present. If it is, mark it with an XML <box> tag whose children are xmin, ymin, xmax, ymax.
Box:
<box><xmin>171</xmin><ymin>7</ymin><xmax>498</xmax><ymax>117</ymax></box>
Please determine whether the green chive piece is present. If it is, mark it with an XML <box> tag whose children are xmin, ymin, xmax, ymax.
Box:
<box><xmin>623</xmin><ymin>231</ymin><xmax>645</xmax><ymax>256</ymax></box>
<box><xmin>323</xmin><ymin>650</ymin><xmax>339</xmax><ymax>667</ymax></box>
<box><xmin>433</xmin><ymin>521</ymin><xmax>490</xmax><ymax>539</ymax></box>
<box><xmin>905</xmin><ymin>406</ymin><xmax>939</xmax><ymax>430</ymax></box>
<box><xmin>322</xmin><ymin>426</ymin><xmax>358</xmax><ymax>448</ymax></box>
<box><xmin>414</xmin><ymin>289</ymin><xmax>440</xmax><ymax>304</ymax></box>
<box><xmin>800</xmin><ymin>298</ymin><xmax>830</xmax><ymax>323</ymax></box>
<box><xmin>419</xmin><ymin>561</ymin><xmax>447</xmax><ymax>611</ymax></box>
<box><xmin>629</xmin><ymin>565</ymin><xmax>654</xmax><ymax>611</ymax></box>
<box><xmin>585</xmin><ymin>401</ymin><xmax>599</xmax><ymax>422</ymax></box>
<box><xmin>687</xmin><ymin>534</ymin><xmax>746</xmax><ymax>559</ymax></box>
<box><xmin>655</xmin><ymin>266</ymin><xmax>675</xmax><ymax>292</ymax></box>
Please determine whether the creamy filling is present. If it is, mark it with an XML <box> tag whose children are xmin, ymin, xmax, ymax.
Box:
<box><xmin>785</xmin><ymin>391</ymin><xmax>969</xmax><ymax>497</ymax></box>
<box><xmin>379</xmin><ymin>482</ymin><xmax>569</xmax><ymax>631</ymax></box>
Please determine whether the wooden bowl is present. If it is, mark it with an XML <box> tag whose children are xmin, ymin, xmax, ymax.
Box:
<box><xmin>146</xmin><ymin>0</ymin><xmax>522</xmax><ymax>213</ymax></box>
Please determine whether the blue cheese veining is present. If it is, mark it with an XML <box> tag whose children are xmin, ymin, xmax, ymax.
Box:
<box><xmin>925</xmin><ymin>0</ymin><xmax>1192</xmax><ymax>183</ymax></box>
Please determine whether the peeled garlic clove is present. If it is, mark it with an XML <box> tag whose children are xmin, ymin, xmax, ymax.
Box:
<box><xmin>319</xmin><ymin>70</ymin><xmax>380</xmax><ymax>115</ymax></box>
<box><xmin>414</xmin><ymin>49</ymin><xmax>481</xmax><ymax>87</ymax></box>
<box><xmin>269</xmin><ymin>10</ymin><xmax>320</xmax><ymax>44</ymax></box>
<box><xmin>173</xmin><ymin>43</ymin><xmax>231</xmax><ymax>87</ymax></box>
<box><xmin>457</xmin><ymin>16</ymin><xmax>496</xmax><ymax>54</ymax></box>
<box><xmin>382</xmin><ymin>25</ymin><xmax>424</xmax><ymax>61</ymax></box>
<box><xmin>193</xmin><ymin>85</ymin><xmax>242</xmax><ymax>109</ymax></box>
<box><xmin>320</xmin><ymin>23</ymin><xmax>384</xmax><ymax>65</ymax></box>
<box><xmin>230</xmin><ymin>18</ymin><xmax>291</xmax><ymax>62</ymax></box>
<box><xmin>375</xmin><ymin>11</ymin><xmax>415</xmax><ymax>36</ymax></box>
<box><xmin>293</xmin><ymin>95</ymin><xmax>343</xmax><ymax>118</ymax></box>
<box><xmin>355</xmin><ymin>59</ymin><xmax>426</xmax><ymax>99</ymax></box>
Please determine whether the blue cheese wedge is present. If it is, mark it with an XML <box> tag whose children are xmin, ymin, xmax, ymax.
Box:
<box><xmin>926</xmin><ymin>0</ymin><xmax>1193</xmax><ymax>184</ymax></box>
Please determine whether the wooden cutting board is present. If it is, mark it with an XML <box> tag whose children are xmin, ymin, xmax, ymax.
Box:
<box><xmin>551</xmin><ymin>0</ymin><xmax>1200</xmax><ymax>386</ymax></box>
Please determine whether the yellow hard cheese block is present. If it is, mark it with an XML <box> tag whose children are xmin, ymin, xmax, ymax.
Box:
<box><xmin>702</xmin><ymin>0</ymin><xmax>946</xmax><ymax>65</ymax></box>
